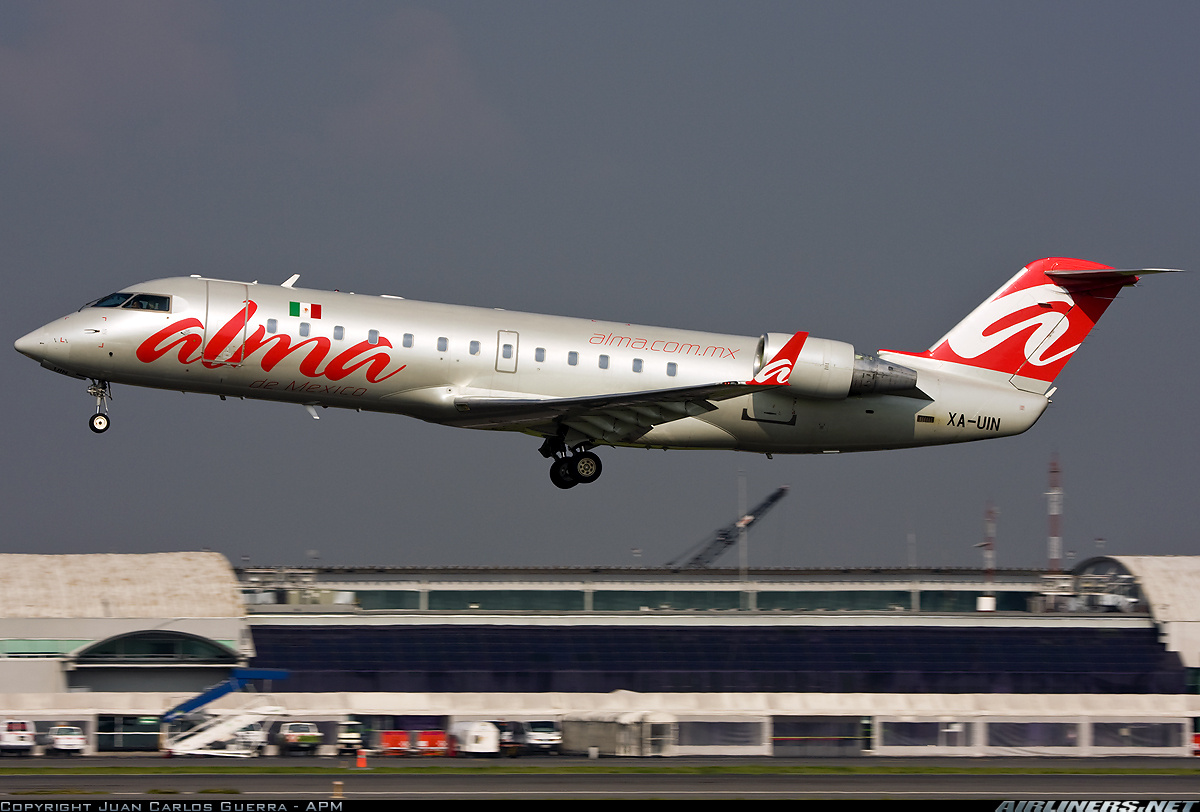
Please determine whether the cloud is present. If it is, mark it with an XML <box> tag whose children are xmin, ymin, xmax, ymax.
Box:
<box><xmin>0</xmin><ymin>2</ymin><xmax>232</xmax><ymax>155</ymax></box>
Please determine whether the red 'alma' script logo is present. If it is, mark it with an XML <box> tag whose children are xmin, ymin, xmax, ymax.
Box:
<box><xmin>135</xmin><ymin>300</ymin><xmax>406</xmax><ymax>383</ymax></box>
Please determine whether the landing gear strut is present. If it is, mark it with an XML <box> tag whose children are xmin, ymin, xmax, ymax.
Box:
<box><xmin>541</xmin><ymin>438</ymin><xmax>604</xmax><ymax>489</ymax></box>
<box><xmin>87</xmin><ymin>380</ymin><xmax>111</xmax><ymax>433</ymax></box>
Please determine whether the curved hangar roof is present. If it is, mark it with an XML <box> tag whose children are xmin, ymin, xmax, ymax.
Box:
<box><xmin>1079</xmin><ymin>555</ymin><xmax>1200</xmax><ymax>668</ymax></box>
<box><xmin>0</xmin><ymin>552</ymin><xmax>243</xmax><ymax>618</ymax></box>
<box><xmin>1104</xmin><ymin>555</ymin><xmax>1200</xmax><ymax>623</ymax></box>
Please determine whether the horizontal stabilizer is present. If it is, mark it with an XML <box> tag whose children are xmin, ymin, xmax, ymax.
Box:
<box><xmin>1046</xmin><ymin>267</ymin><xmax>1181</xmax><ymax>292</ymax></box>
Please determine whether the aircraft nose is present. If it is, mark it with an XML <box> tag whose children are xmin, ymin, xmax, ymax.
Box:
<box><xmin>14</xmin><ymin>327</ymin><xmax>46</xmax><ymax>361</ymax></box>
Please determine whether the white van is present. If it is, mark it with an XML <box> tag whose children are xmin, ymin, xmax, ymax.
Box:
<box><xmin>0</xmin><ymin>720</ymin><xmax>36</xmax><ymax>756</ymax></box>
<box><xmin>46</xmin><ymin>726</ymin><xmax>87</xmax><ymax>756</ymax></box>
<box><xmin>449</xmin><ymin>721</ymin><xmax>499</xmax><ymax>757</ymax></box>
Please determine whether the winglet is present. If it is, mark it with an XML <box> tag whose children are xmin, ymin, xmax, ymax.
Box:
<box><xmin>281</xmin><ymin>274</ymin><xmax>300</xmax><ymax>288</ymax></box>
<box><xmin>748</xmin><ymin>331</ymin><xmax>808</xmax><ymax>386</ymax></box>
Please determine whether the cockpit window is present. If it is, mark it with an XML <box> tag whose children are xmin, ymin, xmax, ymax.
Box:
<box><xmin>121</xmin><ymin>294</ymin><xmax>171</xmax><ymax>312</ymax></box>
<box><xmin>82</xmin><ymin>292</ymin><xmax>133</xmax><ymax>310</ymax></box>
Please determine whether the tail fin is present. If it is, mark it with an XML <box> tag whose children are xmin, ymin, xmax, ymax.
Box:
<box><xmin>916</xmin><ymin>258</ymin><xmax>1173</xmax><ymax>394</ymax></box>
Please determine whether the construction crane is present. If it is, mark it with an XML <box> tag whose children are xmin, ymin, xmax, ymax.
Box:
<box><xmin>666</xmin><ymin>485</ymin><xmax>789</xmax><ymax>568</ymax></box>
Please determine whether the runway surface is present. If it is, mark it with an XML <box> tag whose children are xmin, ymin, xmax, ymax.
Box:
<box><xmin>2</xmin><ymin>757</ymin><xmax>1199</xmax><ymax>800</ymax></box>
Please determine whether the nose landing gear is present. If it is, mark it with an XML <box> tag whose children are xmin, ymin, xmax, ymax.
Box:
<box><xmin>87</xmin><ymin>380</ymin><xmax>111</xmax><ymax>433</ymax></box>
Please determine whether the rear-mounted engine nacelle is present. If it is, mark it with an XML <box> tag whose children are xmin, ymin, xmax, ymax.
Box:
<box><xmin>755</xmin><ymin>333</ymin><xmax>919</xmax><ymax>399</ymax></box>
<box><xmin>850</xmin><ymin>353</ymin><xmax>919</xmax><ymax>396</ymax></box>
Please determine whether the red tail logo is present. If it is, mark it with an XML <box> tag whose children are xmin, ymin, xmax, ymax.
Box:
<box><xmin>923</xmin><ymin>258</ymin><xmax>1129</xmax><ymax>383</ymax></box>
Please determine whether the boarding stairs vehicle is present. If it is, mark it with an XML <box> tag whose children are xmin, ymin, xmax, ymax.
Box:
<box><xmin>163</xmin><ymin>695</ymin><xmax>284</xmax><ymax>757</ymax></box>
<box><xmin>161</xmin><ymin>668</ymin><xmax>288</xmax><ymax>758</ymax></box>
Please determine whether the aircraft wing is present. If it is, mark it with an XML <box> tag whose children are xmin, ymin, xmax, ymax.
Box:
<box><xmin>450</xmin><ymin>381</ymin><xmax>759</xmax><ymax>444</ymax></box>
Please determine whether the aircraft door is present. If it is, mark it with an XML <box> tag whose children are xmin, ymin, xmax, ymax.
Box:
<box><xmin>203</xmin><ymin>281</ymin><xmax>250</xmax><ymax>366</ymax></box>
<box><xmin>496</xmin><ymin>330</ymin><xmax>519</xmax><ymax>373</ymax></box>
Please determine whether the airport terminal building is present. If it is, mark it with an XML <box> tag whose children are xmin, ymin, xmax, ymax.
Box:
<box><xmin>1</xmin><ymin>552</ymin><xmax>1197</xmax><ymax>756</ymax></box>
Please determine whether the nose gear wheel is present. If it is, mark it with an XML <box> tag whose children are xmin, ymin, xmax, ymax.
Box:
<box><xmin>87</xmin><ymin>380</ymin><xmax>112</xmax><ymax>433</ymax></box>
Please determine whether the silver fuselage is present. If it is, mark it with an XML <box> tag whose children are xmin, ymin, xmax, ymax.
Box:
<box><xmin>15</xmin><ymin>275</ymin><xmax>1047</xmax><ymax>453</ymax></box>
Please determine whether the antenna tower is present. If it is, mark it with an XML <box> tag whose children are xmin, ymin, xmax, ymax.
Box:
<box><xmin>1046</xmin><ymin>456</ymin><xmax>1063</xmax><ymax>572</ymax></box>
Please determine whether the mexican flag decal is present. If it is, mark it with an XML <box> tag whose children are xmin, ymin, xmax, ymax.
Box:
<box><xmin>289</xmin><ymin>301</ymin><xmax>322</xmax><ymax>319</ymax></box>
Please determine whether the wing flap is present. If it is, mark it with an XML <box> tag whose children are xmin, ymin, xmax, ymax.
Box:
<box><xmin>449</xmin><ymin>381</ymin><xmax>757</xmax><ymax>443</ymax></box>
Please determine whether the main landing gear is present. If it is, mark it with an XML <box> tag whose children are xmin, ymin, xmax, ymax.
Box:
<box><xmin>548</xmin><ymin>451</ymin><xmax>603</xmax><ymax>489</ymax></box>
<box><xmin>87</xmin><ymin>380</ymin><xmax>111</xmax><ymax>433</ymax></box>
<box><xmin>541</xmin><ymin>438</ymin><xmax>603</xmax><ymax>489</ymax></box>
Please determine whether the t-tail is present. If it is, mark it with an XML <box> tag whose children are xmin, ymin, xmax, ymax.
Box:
<box><xmin>893</xmin><ymin>257</ymin><xmax>1179</xmax><ymax>395</ymax></box>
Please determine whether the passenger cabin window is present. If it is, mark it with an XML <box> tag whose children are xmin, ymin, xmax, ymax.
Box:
<box><xmin>121</xmin><ymin>294</ymin><xmax>171</xmax><ymax>311</ymax></box>
<box><xmin>598</xmin><ymin>355</ymin><xmax>609</xmax><ymax>369</ymax></box>
<box><xmin>266</xmin><ymin>319</ymin><xmax>277</xmax><ymax>334</ymax></box>
<box><xmin>299</xmin><ymin>322</ymin><xmax>311</xmax><ymax>337</ymax></box>
<box><xmin>438</xmin><ymin>337</ymin><xmax>448</xmax><ymax>352</ymax></box>
<box><xmin>535</xmin><ymin>347</ymin><xmax>546</xmax><ymax>362</ymax></box>
<box><xmin>470</xmin><ymin>340</ymin><xmax>481</xmax><ymax>355</ymax></box>
<box><xmin>568</xmin><ymin>351</ymin><xmax>578</xmax><ymax>366</ymax></box>
<box><xmin>333</xmin><ymin>325</ymin><xmax>344</xmax><ymax>340</ymax></box>
<box><xmin>403</xmin><ymin>333</ymin><xmax>413</xmax><ymax>348</ymax></box>
<box><xmin>632</xmin><ymin>358</ymin><xmax>643</xmax><ymax>373</ymax></box>
<box><xmin>667</xmin><ymin>362</ymin><xmax>678</xmax><ymax>377</ymax></box>
<box><xmin>368</xmin><ymin>329</ymin><xmax>380</xmax><ymax>345</ymax></box>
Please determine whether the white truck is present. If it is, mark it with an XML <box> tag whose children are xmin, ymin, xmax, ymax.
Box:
<box><xmin>336</xmin><ymin>721</ymin><xmax>364</xmax><ymax>755</ymax></box>
<box><xmin>524</xmin><ymin>720</ymin><xmax>563</xmax><ymax>755</ymax></box>
<box><xmin>276</xmin><ymin>722</ymin><xmax>323</xmax><ymax>756</ymax></box>
<box><xmin>449</xmin><ymin>721</ymin><xmax>500</xmax><ymax>757</ymax></box>
<box><xmin>494</xmin><ymin>720</ymin><xmax>562</xmax><ymax>756</ymax></box>
<box><xmin>45</xmin><ymin>726</ymin><xmax>87</xmax><ymax>756</ymax></box>
<box><xmin>0</xmin><ymin>720</ymin><xmax>36</xmax><ymax>756</ymax></box>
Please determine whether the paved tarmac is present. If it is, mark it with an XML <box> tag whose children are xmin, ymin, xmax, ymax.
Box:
<box><xmin>1</xmin><ymin>756</ymin><xmax>1198</xmax><ymax>800</ymax></box>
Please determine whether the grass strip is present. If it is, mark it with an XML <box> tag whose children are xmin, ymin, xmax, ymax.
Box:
<box><xmin>0</xmin><ymin>764</ymin><xmax>1197</xmax><ymax>776</ymax></box>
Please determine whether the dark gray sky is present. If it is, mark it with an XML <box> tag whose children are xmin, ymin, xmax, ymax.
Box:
<box><xmin>4</xmin><ymin>1</ymin><xmax>1196</xmax><ymax>570</ymax></box>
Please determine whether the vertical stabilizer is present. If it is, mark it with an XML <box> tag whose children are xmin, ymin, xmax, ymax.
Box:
<box><xmin>921</xmin><ymin>258</ymin><xmax>1142</xmax><ymax>394</ymax></box>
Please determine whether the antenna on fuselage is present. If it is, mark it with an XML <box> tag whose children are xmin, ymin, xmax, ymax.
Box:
<box><xmin>281</xmin><ymin>274</ymin><xmax>300</xmax><ymax>288</ymax></box>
